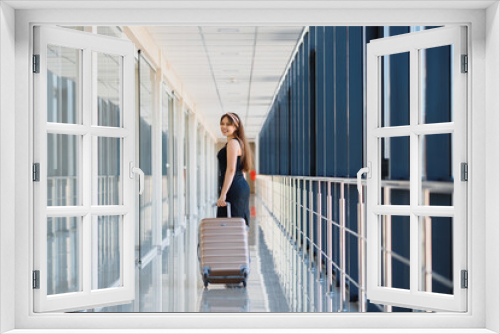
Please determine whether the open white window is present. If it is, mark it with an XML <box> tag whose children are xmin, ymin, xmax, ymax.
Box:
<box><xmin>33</xmin><ymin>26</ymin><xmax>138</xmax><ymax>312</ymax></box>
<box><xmin>363</xmin><ymin>25</ymin><xmax>467</xmax><ymax>312</ymax></box>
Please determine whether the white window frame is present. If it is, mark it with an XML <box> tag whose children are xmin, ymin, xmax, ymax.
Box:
<box><xmin>4</xmin><ymin>3</ymin><xmax>497</xmax><ymax>333</ymax></box>
<box><xmin>32</xmin><ymin>25</ymin><xmax>137</xmax><ymax>313</ymax></box>
<box><xmin>365</xmin><ymin>25</ymin><xmax>467</xmax><ymax>312</ymax></box>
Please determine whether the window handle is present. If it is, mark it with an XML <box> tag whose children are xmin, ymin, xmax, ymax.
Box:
<box><xmin>129</xmin><ymin>162</ymin><xmax>145</xmax><ymax>195</ymax></box>
<box><xmin>357</xmin><ymin>162</ymin><xmax>372</xmax><ymax>197</ymax></box>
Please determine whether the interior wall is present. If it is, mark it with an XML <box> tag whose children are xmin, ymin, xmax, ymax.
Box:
<box><xmin>485</xmin><ymin>2</ymin><xmax>500</xmax><ymax>333</ymax></box>
<box><xmin>0</xmin><ymin>3</ymin><xmax>15</xmax><ymax>333</ymax></box>
<box><xmin>0</xmin><ymin>2</ymin><xmax>16</xmax><ymax>333</ymax></box>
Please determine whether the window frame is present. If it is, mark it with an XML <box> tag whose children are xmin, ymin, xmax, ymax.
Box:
<box><xmin>8</xmin><ymin>4</ymin><xmax>494</xmax><ymax>333</ymax></box>
<box><xmin>365</xmin><ymin>26</ymin><xmax>468</xmax><ymax>312</ymax></box>
<box><xmin>33</xmin><ymin>25</ymin><xmax>137</xmax><ymax>313</ymax></box>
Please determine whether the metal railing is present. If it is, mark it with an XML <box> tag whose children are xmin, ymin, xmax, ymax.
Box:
<box><xmin>256</xmin><ymin>174</ymin><xmax>454</xmax><ymax>312</ymax></box>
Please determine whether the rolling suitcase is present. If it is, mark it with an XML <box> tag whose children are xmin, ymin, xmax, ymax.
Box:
<box><xmin>198</xmin><ymin>202</ymin><xmax>250</xmax><ymax>288</ymax></box>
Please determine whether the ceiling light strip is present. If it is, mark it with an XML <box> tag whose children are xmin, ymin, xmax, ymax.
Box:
<box><xmin>256</xmin><ymin>26</ymin><xmax>309</xmax><ymax>136</ymax></box>
<box><xmin>245</xmin><ymin>27</ymin><xmax>258</xmax><ymax>124</ymax></box>
<box><xmin>198</xmin><ymin>26</ymin><xmax>225</xmax><ymax>114</ymax></box>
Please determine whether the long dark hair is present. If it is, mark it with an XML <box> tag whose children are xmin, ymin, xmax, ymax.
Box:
<box><xmin>220</xmin><ymin>113</ymin><xmax>253</xmax><ymax>172</ymax></box>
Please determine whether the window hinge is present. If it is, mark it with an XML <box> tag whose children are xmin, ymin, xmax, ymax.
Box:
<box><xmin>33</xmin><ymin>270</ymin><xmax>40</xmax><ymax>289</ymax></box>
<box><xmin>461</xmin><ymin>270</ymin><xmax>468</xmax><ymax>289</ymax></box>
<box><xmin>33</xmin><ymin>54</ymin><xmax>40</xmax><ymax>73</ymax></box>
<box><xmin>461</xmin><ymin>162</ymin><xmax>468</xmax><ymax>181</ymax></box>
<box><xmin>33</xmin><ymin>163</ymin><xmax>40</xmax><ymax>182</ymax></box>
<box><xmin>461</xmin><ymin>54</ymin><xmax>468</xmax><ymax>73</ymax></box>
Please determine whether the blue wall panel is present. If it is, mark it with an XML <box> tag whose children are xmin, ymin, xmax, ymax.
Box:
<box><xmin>335</xmin><ymin>27</ymin><xmax>348</xmax><ymax>177</ymax></box>
<box><xmin>348</xmin><ymin>27</ymin><xmax>364</xmax><ymax>177</ymax></box>
<box><xmin>291</xmin><ymin>61</ymin><xmax>297</xmax><ymax>175</ymax></box>
<box><xmin>308</xmin><ymin>28</ymin><xmax>316</xmax><ymax>176</ymax></box>
<box><xmin>303</xmin><ymin>33</ymin><xmax>311</xmax><ymax>176</ymax></box>
<box><xmin>298</xmin><ymin>44</ymin><xmax>305</xmax><ymax>176</ymax></box>
<box><xmin>325</xmin><ymin>27</ymin><xmax>335</xmax><ymax>177</ymax></box>
<box><xmin>315</xmin><ymin>26</ymin><xmax>326</xmax><ymax>177</ymax></box>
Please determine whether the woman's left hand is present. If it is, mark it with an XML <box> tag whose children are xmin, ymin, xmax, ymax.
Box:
<box><xmin>216</xmin><ymin>195</ymin><xmax>227</xmax><ymax>207</ymax></box>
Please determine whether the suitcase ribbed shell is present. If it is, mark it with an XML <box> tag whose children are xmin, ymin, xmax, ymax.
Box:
<box><xmin>198</xmin><ymin>216</ymin><xmax>250</xmax><ymax>287</ymax></box>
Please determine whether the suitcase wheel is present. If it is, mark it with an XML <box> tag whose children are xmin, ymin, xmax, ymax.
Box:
<box><xmin>203</xmin><ymin>266</ymin><xmax>210</xmax><ymax>288</ymax></box>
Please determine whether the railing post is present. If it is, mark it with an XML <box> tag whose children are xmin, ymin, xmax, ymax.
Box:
<box><xmin>302</xmin><ymin>179</ymin><xmax>307</xmax><ymax>260</ymax></box>
<box><xmin>327</xmin><ymin>181</ymin><xmax>333</xmax><ymax>296</ymax></box>
<box><xmin>316</xmin><ymin>180</ymin><xmax>322</xmax><ymax>281</ymax></box>
<box><xmin>292</xmin><ymin>178</ymin><xmax>297</xmax><ymax>246</ymax></box>
<box><xmin>287</xmin><ymin>177</ymin><xmax>291</xmax><ymax>239</ymax></box>
<box><xmin>297</xmin><ymin>178</ymin><xmax>301</xmax><ymax>248</ymax></box>
<box><xmin>358</xmin><ymin>183</ymin><xmax>367</xmax><ymax>312</ymax></box>
<box><xmin>339</xmin><ymin>182</ymin><xmax>346</xmax><ymax>310</ymax></box>
<box><xmin>309</xmin><ymin>179</ymin><xmax>314</xmax><ymax>270</ymax></box>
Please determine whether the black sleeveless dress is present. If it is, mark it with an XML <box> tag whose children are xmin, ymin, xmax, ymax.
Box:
<box><xmin>217</xmin><ymin>138</ymin><xmax>250</xmax><ymax>226</ymax></box>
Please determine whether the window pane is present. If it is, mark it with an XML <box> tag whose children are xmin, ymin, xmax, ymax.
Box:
<box><xmin>47</xmin><ymin>45</ymin><xmax>80</xmax><ymax>124</ymax></box>
<box><xmin>139</xmin><ymin>56</ymin><xmax>155</xmax><ymax>257</ymax></box>
<box><xmin>381</xmin><ymin>136</ymin><xmax>410</xmax><ymax>205</ymax></box>
<box><xmin>171</xmin><ymin>98</ymin><xmax>178</xmax><ymax>229</ymax></box>
<box><xmin>47</xmin><ymin>217</ymin><xmax>81</xmax><ymax>295</ymax></box>
<box><xmin>92</xmin><ymin>215</ymin><xmax>122</xmax><ymax>290</ymax></box>
<box><xmin>96</xmin><ymin>26</ymin><xmax>123</xmax><ymax>38</ymax></box>
<box><xmin>420</xmin><ymin>133</ymin><xmax>453</xmax><ymax>206</ymax></box>
<box><xmin>420</xmin><ymin>45</ymin><xmax>453</xmax><ymax>124</ymax></box>
<box><xmin>380</xmin><ymin>215</ymin><xmax>410</xmax><ymax>290</ymax></box>
<box><xmin>94</xmin><ymin>137</ymin><xmax>122</xmax><ymax>206</ymax></box>
<box><xmin>161</xmin><ymin>88</ymin><xmax>170</xmax><ymax>240</ymax></box>
<box><xmin>47</xmin><ymin>133</ymin><xmax>81</xmax><ymax>206</ymax></box>
<box><xmin>94</xmin><ymin>52</ymin><xmax>122</xmax><ymax>127</ymax></box>
<box><xmin>184</xmin><ymin>113</ymin><xmax>189</xmax><ymax>218</ymax></box>
<box><xmin>419</xmin><ymin>216</ymin><xmax>453</xmax><ymax>295</ymax></box>
<box><xmin>380</xmin><ymin>51</ymin><xmax>410</xmax><ymax>127</ymax></box>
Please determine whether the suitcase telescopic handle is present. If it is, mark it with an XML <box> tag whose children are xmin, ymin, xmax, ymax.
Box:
<box><xmin>214</xmin><ymin>201</ymin><xmax>231</xmax><ymax>218</ymax></box>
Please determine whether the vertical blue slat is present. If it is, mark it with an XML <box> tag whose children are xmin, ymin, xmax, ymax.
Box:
<box><xmin>269</xmin><ymin>109</ymin><xmax>274</xmax><ymax>174</ymax></box>
<box><xmin>387</xmin><ymin>26</ymin><xmax>412</xmax><ymax>312</ymax></box>
<box><xmin>288</xmin><ymin>78</ymin><xmax>292</xmax><ymax>175</ymax></box>
<box><xmin>298</xmin><ymin>44</ymin><xmax>304</xmax><ymax>176</ymax></box>
<box><xmin>276</xmin><ymin>106</ymin><xmax>279</xmax><ymax>175</ymax></box>
<box><xmin>277</xmin><ymin>104</ymin><xmax>281</xmax><ymax>174</ymax></box>
<box><xmin>316</xmin><ymin>26</ymin><xmax>325</xmax><ymax>177</ymax></box>
<box><xmin>347</xmin><ymin>185</ymin><xmax>359</xmax><ymax>300</ymax></box>
<box><xmin>303</xmin><ymin>34</ymin><xmax>311</xmax><ymax>176</ymax></box>
<box><xmin>335</xmin><ymin>27</ymin><xmax>348</xmax><ymax>177</ymax></box>
<box><xmin>426</xmin><ymin>45</ymin><xmax>452</xmax><ymax>180</ymax></box>
<box><xmin>325</xmin><ymin>27</ymin><xmax>335</xmax><ymax>177</ymax></box>
<box><xmin>429</xmin><ymin>196</ymin><xmax>453</xmax><ymax>295</ymax></box>
<box><xmin>308</xmin><ymin>27</ymin><xmax>316</xmax><ymax>176</ymax></box>
<box><xmin>389</xmin><ymin>27</ymin><xmax>410</xmax><ymax>180</ymax></box>
<box><xmin>292</xmin><ymin>60</ymin><xmax>298</xmax><ymax>175</ymax></box>
<box><xmin>348</xmin><ymin>27</ymin><xmax>364</xmax><ymax>177</ymax></box>
<box><xmin>301</xmin><ymin>42</ymin><xmax>307</xmax><ymax>176</ymax></box>
<box><xmin>290</xmin><ymin>64</ymin><xmax>296</xmax><ymax>175</ymax></box>
<box><xmin>425</xmin><ymin>35</ymin><xmax>453</xmax><ymax>294</ymax></box>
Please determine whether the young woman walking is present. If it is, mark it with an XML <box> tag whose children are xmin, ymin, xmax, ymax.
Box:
<box><xmin>216</xmin><ymin>112</ymin><xmax>252</xmax><ymax>226</ymax></box>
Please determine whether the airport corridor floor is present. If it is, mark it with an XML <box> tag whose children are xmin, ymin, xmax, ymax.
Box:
<box><xmin>88</xmin><ymin>194</ymin><xmax>358</xmax><ymax>313</ymax></box>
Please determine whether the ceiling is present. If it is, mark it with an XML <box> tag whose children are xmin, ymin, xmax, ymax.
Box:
<box><xmin>6</xmin><ymin>1</ymin><xmax>497</xmax><ymax>9</ymax></box>
<box><xmin>146</xmin><ymin>26</ymin><xmax>304</xmax><ymax>140</ymax></box>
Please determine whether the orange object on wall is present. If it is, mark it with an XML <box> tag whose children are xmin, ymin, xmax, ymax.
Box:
<box><xmin>250</xmin><ymin>170</ymin><xmax>257</xmax><ymax>181</ymax></box>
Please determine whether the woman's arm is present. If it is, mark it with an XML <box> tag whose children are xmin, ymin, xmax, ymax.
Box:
<box><xmin>217</xmin><ymin>139</ymin><xmax>239</xmax><ymax>207</ymax></box>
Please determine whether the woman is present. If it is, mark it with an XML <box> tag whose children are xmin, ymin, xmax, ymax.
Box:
<box><xmin>216</xmin><ymin>112</ymin><xmax>252</xmax><ymax>226</ymax></box>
